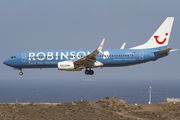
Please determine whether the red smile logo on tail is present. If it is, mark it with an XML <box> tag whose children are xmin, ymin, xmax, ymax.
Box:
<box><xmin>154</xmin><ymin>33</ymin><xmax>168</xmax><ymax>44</ymax></box>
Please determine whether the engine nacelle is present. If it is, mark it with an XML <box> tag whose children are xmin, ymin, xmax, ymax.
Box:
<box><xmin>57</xmin><ymin>61</ymin><xmax>82</xmax><ymax>71</ymax></box>
<box><xmin>58</xmin><ymin>61</ymin><xmax>75</xmax><ymax>70</ymax></box>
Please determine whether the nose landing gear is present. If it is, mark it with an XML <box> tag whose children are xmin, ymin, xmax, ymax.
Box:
<box><xmin>85</xmin><ymin>68</ymin><xmax>94</xmax><ymax>75</ymax></box>
<box><xmin>19</xmin><ymin>69</ymin><xmax>23</xmax><ymax>75</ymax></box>
<box><xmin>19</xmin><ymin>72</ymin><xmax>23</xmax><ymax>75</ymax></box>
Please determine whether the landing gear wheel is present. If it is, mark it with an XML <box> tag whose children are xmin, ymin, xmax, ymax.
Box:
<box><xmin>19</xmin><ymin>72</ymin><xmax>23</xmax><ymax>75</ymax></box>
<box><xmin>85</xmin><ymin>70</ymin><xmax>89</xmax><ymax>75</ymax></box>
<box><xmin>84</xmin><ymin>68</ymin><xmax>94</xmax><ymax>75</ymax></box>
<box><xmin>89</xmin><ymin>70</ymin><xmax>94</xmax><ymax>75</ymax></box>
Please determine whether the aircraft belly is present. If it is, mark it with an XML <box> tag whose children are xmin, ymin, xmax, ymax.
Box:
<box><xmin>102</xmin><ymin>60</ymin><xmax>140</xmax><ymax>67</ymax></box>
<box><xmin>25</xmin><ymin>64</ymin><xmax>57</xmax><ymax>68</ymax></box>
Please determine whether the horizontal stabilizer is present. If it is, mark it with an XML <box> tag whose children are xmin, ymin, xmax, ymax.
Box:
<box><xmin>154</xmin><ymin>48</ymin><xmax>171</xmax><ymax>54</ymax></box>
<box><xmin>170</xmin><ymin>49</ymin><xmax>178</xmax><ymax>52</ymax></box>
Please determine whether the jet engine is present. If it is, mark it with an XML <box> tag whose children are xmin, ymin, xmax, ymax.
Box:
<box><xmin>57</xmin><ymin>61</ymin><xmax>81</xmax><ymax>71</ymax></box>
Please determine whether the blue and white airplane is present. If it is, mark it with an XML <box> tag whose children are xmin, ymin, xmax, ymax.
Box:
<box><xmin>3</xmin><ymin>17</ymin><xmax>177</xmax><ymax>75</ymax></box>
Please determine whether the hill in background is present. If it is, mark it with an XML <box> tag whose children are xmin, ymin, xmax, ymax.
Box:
<box><xmin>0</xmin><ymin>97</ymin><xmax>180</xmax><ymax>120</ymax></box>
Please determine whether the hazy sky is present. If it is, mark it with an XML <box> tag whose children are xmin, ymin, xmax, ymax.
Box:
<box><xmin>1</xmin><ymin>0</ymin><xmax>179</xmax><ymax>80</ymax></box>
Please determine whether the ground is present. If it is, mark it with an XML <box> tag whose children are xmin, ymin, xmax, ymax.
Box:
<box><xmin>0</xmin><ymin>97</ymin><xmax>180</xmax><ymax>120</ymax></box>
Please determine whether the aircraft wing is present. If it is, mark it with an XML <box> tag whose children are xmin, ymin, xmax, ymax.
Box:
<box><xmin>74</xmin><ymin>39</ymin><xmax>105</xmax><ymax>68</ymax></box>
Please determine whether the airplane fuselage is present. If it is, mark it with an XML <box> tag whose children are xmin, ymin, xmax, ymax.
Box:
<box><xmin>4</xmin><ymin>48</ymin><xmax>167</xmax><ymax>69</ymax></box>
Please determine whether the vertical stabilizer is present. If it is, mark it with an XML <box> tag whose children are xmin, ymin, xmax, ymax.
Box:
<box><xmin>131</xmin><ymin>17</ymin><xmax>174</xmax><ymax>49</ymax></box>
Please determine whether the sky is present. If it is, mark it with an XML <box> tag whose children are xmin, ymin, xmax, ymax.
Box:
<box><xmin>0</xmin><ymin>0</ymin><xmax>180</xmax><ymax>80</ymax></box>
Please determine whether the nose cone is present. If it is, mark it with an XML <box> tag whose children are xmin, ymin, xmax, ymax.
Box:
<box><xmin>3</xmin><ymin>59</ymin><xmax>9</xmax><ymax>66</ymax></box>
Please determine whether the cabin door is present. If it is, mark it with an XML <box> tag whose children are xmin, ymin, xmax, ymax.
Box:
<box><xmin>21</xmin><ymin>53</ymin><xmax>26</xmax><ymax>62</ymax></box>
<box><xmin>139</xmin><ymin>51</ymin><xmax>144</xmax><ymax>60</ymax></box>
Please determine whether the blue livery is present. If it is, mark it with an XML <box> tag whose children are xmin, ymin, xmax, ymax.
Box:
<box><xmin>3</xmin><ymin>17</ymin><xmax>177</xmax><ymax>75</ymax></box>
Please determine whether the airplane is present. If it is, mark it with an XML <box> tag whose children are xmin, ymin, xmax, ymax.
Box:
<box><xmin>3</xmin><ymin>17</ymin><xmax>177</xmax><ymax>75</ymax></box>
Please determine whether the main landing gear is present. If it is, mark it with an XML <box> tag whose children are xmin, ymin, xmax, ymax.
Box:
<box><xmin>85</xmin><ymin>68</ymin><xmax>94</xmax><ymax>75</ymax></box>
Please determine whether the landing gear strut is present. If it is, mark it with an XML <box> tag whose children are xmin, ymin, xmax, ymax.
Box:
<box><xmin>85</xmin><ymin>68</ymin><xmax>94</xmax><ymax>75</ymax></box>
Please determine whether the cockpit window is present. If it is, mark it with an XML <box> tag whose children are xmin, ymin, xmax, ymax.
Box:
<box><xmin>10</xmin><ymin>56</ymin><xmax>16</xmax><ymax>59</ymax></box>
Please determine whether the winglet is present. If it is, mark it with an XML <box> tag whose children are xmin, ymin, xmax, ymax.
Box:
<box><xmin>97</xmin><ymin>38</ymin><xmax>105</xmax><ymax>51</ymax></box>
<box><xmin>120</xmin><ymin>42</ymin><xmax>126</xmax><ymax>49</ymax></box>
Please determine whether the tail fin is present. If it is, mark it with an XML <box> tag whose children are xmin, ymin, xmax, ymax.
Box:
<box><xmin>131</xmin><ymin>17</ymin><xmax>174</xmax><ymax>50</ymax></box>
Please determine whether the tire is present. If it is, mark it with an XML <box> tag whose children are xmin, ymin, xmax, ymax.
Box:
<box><xmin>89</xmin><ymin>70</ymin><xmax>94</xmax><ymax>75</ymax></box>
<box><xmin>85</xmin><ymin>70</ymin><xmax>89</xmax><ymax>75</ymax></box>
<box><xmin>19</xmin><ymin>72</ymin><xmax>23</xmax><ymax>75</ymax></box>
